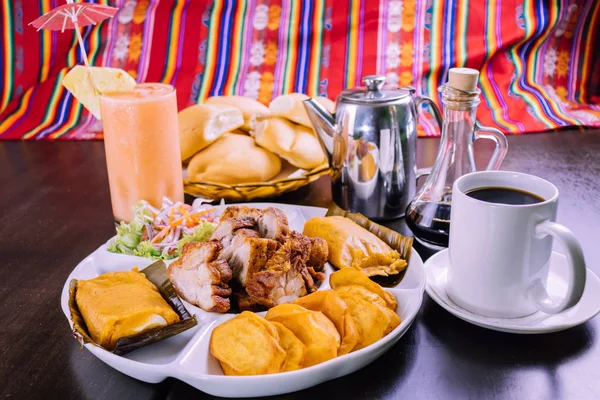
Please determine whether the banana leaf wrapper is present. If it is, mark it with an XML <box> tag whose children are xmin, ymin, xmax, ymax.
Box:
<box><xmin>69</xmin><ymin>260</ymin><xmax>197</xmax><ymax>356</ymax></box>
<box><xmin>325</xmin><ymin>202</ymin><xmax>413</xmax><ymax>280</ymax></box>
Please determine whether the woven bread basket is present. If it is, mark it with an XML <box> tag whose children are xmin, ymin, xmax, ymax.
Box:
<box><xmin>184</xmin><ymin>163</ymin><xmax>331</xmax><ymax>201</ymax></box>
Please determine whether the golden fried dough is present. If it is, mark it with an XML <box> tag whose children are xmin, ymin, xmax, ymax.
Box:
<box><xmin>378</xmin><ymin>304</ymin><xmax>401</xmax><ymax>335</ymax></box>
<box><xmin>271</xmin><ymin>321</ymin><xmax>306</xmax><ymax>372</ymax></box>
<box><xmin>329</xmin><ymin>268</ymin><xmax>398</xmax><ymax>311</ymax></box>
<box><xmin>336</xmin><ymin>293</ymin><xmax>391</xmax><ymax>350</ymax></box>
<box><xmin>333</xmin><ymin>284</ymin><xmax>387</xmax><ymax>308</ymax></box>
<box><xmin>293</xmin><ymin>290</ymin><xmax>360</xmax><ymax>355</ymax></box>
<box><xmin>210</xmin><ymin>312</ymin><xmax>285</xmax><ymax>375</ymax></box>
<box><xmin>237</xmin><ymin>311</ymin><xmax>280</xmax><ymax>341</ymax></box>
<box><xmin>266</xmin><ymin>304</ymin><xmax>340</xmax><ymax>367</ymax></box>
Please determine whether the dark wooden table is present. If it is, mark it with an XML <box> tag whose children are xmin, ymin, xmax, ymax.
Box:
<box><xmin>2</xmin><ymin>131</ymin><xmax>600</xmax><ymax>399</ymax></box>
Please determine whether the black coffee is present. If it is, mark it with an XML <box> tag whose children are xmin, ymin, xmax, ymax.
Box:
<box><xmin>465</xmin><ymin>186</ymin><xmax>544</xmax><ymax>205</ymax></box>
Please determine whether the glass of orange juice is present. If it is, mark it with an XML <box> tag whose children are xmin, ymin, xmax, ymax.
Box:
<box><xmin>99</xmin><ymin>83</ymin><xmax>183</xmax><ymax>222</ymax></box>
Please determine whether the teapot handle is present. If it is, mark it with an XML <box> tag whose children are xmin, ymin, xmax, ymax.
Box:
<box><xmin>413</xmin><ymin>95</ymin><xmax>442</xmax><ymax>188</ymax></box>
<box><xmin>473</xmin><ymin>122</ymin><xmax>508</xmax><ymax>171</ymax></box>
<box><xmin>415</xmin><ymin>95</ymin><xmax>443</xmax><ymax>134</ymax></box>
<box><xmin>416</xmin><ymin>167</ymin><xmax>431</xmax><ymax>183</ymax></box>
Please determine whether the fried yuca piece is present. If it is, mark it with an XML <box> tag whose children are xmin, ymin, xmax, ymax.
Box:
<box><xmin>210</xmin><ymin>311</ymin><xmax>285</xmax><ymax>376</ymax></box>
<box><xmin>334</xmin><ymin>284</ymin><xmax>387</xmax><ymax>308</ymax></box>
<box><xmin>337</xmin><ymin>292</ymin><xmax>391</xmax><ymax>351</ymax></box>
<box><xmin>293</xmin><ymin>290</ymin><xmax>360</xmax><ymax>356</ymax></box>
<box><xmin>237</xmin><ymin>310</ymin><xmax>280</xmax><ymax>341</ymax></box>
<box><xmin>334</xmin><ymin>285</ymin><xmax>401</xmax><ymax>335</ymax></box>
<box><xmin>266</xmin><ymin>304</ymin><xmax>340</xmax><ymax>367</ymax></box>
<box><xmin>271</xmin><ymin>322</ymin><xmax>306</xmax><ymax>372</ymax></box>
<box><xmin>378</xmin><ymin>304</ymin><xmax>401</xmax><ymax>335</ymax></box>
<box><xmin>330</xmin><ymin>268</ymin><xmax>398</xmax><ymax>311</ymax></box>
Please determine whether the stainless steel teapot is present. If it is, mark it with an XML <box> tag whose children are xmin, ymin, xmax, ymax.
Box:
<box><xmin>304</xmin><ymin>75</ymin><xmax>442</xmax><ymax>220</ymax></box>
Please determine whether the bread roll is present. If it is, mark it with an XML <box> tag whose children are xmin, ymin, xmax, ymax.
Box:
<box><xmin>253</xmin><ymin>117</ymin><xmax>295</xmax><ymax>152</ymax></box>
<box><xmin>205</xmin><ymin>95</ymin><xmax>270</xmax><ymax>132</ymax></box>
<box><xmin>187</xmin><ymin>133</ymin><xmax>281</xmax><ymax>184</ymax></box>
<box><xmin>289</xmin><ymin>128</ymin><xmax>327</xmax><ymax>169</ymax></box>
<box><xmin>254</xmin><ymin>117</ymin><xmax>325</xmax><ymax>170</ymax></box>
<box><xmin>269</xmin><ymin>93</ymin><xmax>335</xmax><ymax>128</ymax></box>
<box><xmin>178</xmin><ymin>104</ymin><xmax>244</xmax><ymax>161</ymax></box>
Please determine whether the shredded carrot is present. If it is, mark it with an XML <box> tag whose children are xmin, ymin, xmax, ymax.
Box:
<box><xmin>188</xmin><ymin>208</ymin><xmax>216</xmax><ymax>218</ymax></box>
<box><xmin>190</xmin><ymin>208</ymin><xmax>216</xmax><ymax>226</ymax></box>
<box><xmin>185</xmin><ymin>216</ymin><xmax>197</xmax><ymax>227</ymax></box>
<box><xmin>151</xmin><ymin>227</ymin><xmax>171</xmax><ymax>243</ymax></box>
<box><xmin>162</xmin><ymin>206</ymin><xmax>216</xmax><ymax>228</ymax></box>
<box><xmin>169</xmin><ymin>217</ymin><xmax>185</xmax><ymax>227</ymax></box>
<box><xmin>167</xmin><ymin>207</ymin><xmax>215</xmax><ymax>228</ymax></box>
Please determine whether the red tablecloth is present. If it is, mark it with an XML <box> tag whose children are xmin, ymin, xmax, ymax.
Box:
<box><xmin>1</xmin><ymin>0</ymin><xmax>599</xmax><ymax>139</ymax></box>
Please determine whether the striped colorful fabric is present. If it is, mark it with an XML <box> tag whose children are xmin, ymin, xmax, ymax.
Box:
<box><xmin>1</xmin><ymin>0</ymin><xmax>599</xmax><ymax>140</ymax></box>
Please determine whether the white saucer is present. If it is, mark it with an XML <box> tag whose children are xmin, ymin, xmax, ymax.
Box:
<box><xmin>424</xmin><ymin>249</ymin><xmax>600</xmax><ymax>334</ymax></box>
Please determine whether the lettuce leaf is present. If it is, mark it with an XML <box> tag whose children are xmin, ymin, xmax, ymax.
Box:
<box><xmin>177</xmin><ymin>222</ymin><xmax>216</xmax><ymax>253</ymax></box>
<box><xmin>107</xmin><ymin>201</ymin><xmax>151</xmax><ymax>255</ymax></box>
<box><xmin>132</xmin><ymin>200</ymin><xmax>154</xmax><ymax>224</ymax></box>
<box><xmin>107</xmin><ymin>203</ymin><xmax>216</xmax><ymax>259</ymax></box>
<box><xmin>107</xmin><ymin>240</ymin><xmax>136</xmax><ymax>255</ymax></box>
<box><xmin>108</xmin><ymin>220</ymin><xmax>142</xmax><ymax>254</ymax></box>
<box><xmin>133</xmin><ymin>240</ymin><xmax>163</xmax><ymax>259</ymax></box>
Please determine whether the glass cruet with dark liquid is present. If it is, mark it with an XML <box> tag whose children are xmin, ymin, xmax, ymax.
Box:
<box><xmin>406</xmin><ymin>68</ymin><xmax>508</xmax><ymax>250</ymax></box>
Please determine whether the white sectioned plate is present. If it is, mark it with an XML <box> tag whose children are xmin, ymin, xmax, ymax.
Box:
<box><xmin>424</xmin><ymin>248</ymin><xmax>600</xmax><ymax>334</ymax></box>
<box><xmin>60</xmin><ymin>203</ymin><xmax>425</xmax><ymax>398</ymax></box>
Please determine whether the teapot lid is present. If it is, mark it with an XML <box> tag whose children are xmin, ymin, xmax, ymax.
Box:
<box><xmin>339</xmin><ymin>75</ymin><xmax>413</xmax><ymax>104</ymax></box>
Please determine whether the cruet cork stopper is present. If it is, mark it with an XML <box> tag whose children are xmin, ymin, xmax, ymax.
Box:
<box><xmin>448</xmin><ymin>68</ymin><xmax>479</xmax><ymax>91</ymax></box>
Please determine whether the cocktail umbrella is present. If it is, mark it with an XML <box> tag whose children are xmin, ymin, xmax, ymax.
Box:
<box><xmin>29</xmin><ymin>0</ymin><xmax>118</xmax><ymax>68</ymax></box>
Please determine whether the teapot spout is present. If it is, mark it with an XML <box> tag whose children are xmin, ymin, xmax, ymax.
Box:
<box><xmin>303</xmin><ymin>98</ymin><xmax>336</xmax><ymax>159</ymax></box>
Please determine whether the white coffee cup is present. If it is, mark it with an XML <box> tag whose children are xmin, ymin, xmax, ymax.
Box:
<box><xmin>447</xmin><ymin>171</ymin><xmax>586</xmax><ymax>318</ymax></box>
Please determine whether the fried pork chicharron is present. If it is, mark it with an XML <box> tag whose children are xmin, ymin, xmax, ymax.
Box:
<box><xmin>219</xmin><ymin>229</ymin><xmax>278</xmax><ymax>287</ymax></box>
<box><xmin>167</xmin><ymin>241</ymin><xmax>233</xmax><ymax>313</ymax></box>
<box><xmin>307</xmin><ymin>237</ymin><xmax>328</xmax><ymax>271</ymax></box>
<box><xmin>258</xmin><ymin>207</ymin><xmax>290</xmax><ymax>242</ymax></box>
<box><xmin>169</xmin><ymin>205</ymin><xmax>329</xmax><ymax>313</ymax></box>
<box><xmin>215</xmin><ymin>206</ymin><xmax>328</xmax><ymax>309</ymax></box>
<box><xmin>245</xmin><ymin>233</ymin><xmax>326</xmax><ymax>308</ymax></box>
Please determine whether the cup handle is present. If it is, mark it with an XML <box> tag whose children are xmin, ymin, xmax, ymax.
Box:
<box><xmin>473</xmin><ymin>123</ymin><xmax>508</xmax><ymax>171</ymax></box>
<box><xmin>527</xmin><ymin>220</ymin><xmax>587</xmax><ymax>314</ymax></box>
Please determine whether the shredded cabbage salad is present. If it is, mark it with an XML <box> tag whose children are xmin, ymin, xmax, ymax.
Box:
<box><xmin>108</xmin><ymin>197</ymin><xmax>221</xmax><ymax>259</ymax></box>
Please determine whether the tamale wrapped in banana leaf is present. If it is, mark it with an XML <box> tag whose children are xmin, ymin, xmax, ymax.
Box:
<box><xmin>303</xmin><ymin>203</ymin><xmax>413</xmax><ymax>286</ymax></box>
<box><xmin>69</xmin><ymin>260</ymin><xmax>197</xmax><ymax>355</ymax></box>
<box><xmin>324</xmin><ymin>203</ymin><xmax>413</xmax><ymax>262</ymax></box>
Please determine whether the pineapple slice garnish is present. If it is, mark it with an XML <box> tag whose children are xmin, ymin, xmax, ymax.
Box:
<box><xmin>62</xmin><ymin>66</ymin><xmax>136</xmax><ymax>120</ymax></box>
